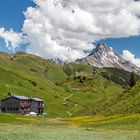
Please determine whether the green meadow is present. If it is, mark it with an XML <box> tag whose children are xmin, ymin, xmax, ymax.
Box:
<box><xmin>0</xmin><ymin>114</ymin><xmax>140</xmax><ymax>140</ymax></box>
<box><xmin>0</xmin><ymin>52</ymin><xmax>140</xmax><ymax>139</ymax></box>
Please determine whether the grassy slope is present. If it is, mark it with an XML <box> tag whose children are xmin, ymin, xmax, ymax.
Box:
<box><xmin>0</xmin><ymin>52</ymin><xmax>139</xmax><ymax>117</ymax></box>
<box><xmin>0</xmin><ymin>54</ymin><xmax>124</xmax><ymax>117</ymax></box>
<box><xmin>63</xmin><ymin>62</ymin><xmax>93</xmax><ymax>76</ymax></box>
<box><xmin>59</xmin><ymin>75</ymin><xmax>140</xmax><ymax>116</ymax></box>
<box><xmin>96</xmin><ymin>67</ymin><xmax>140</xmax><ymax>87</ymax></box>
<box><xmin>59</xmin><ymin>74</ymin><xmax>123</xmax><ymax>116</ymax></box>
<box><xmin>67</xmin><ymin>114</ymin><xmax>140</xmax><ymax>131</ymax></box>
<box><xmin>0</xmin><ymin>68</ymin><xmax>73</xmax><ymax>117</ymax></box>
<box><xmin>0</xmin><ymin>53</ymin><xmax>140</xmax><ymax>139</ymax></box>
<box><xmin>63</xmin><ymin>62</ymin><xmax>140</xmax><ymax>87</ymax></box>
<box><xmin>62</xmin><ymin>62</ymin><xmax>140</xmax><ymax>116</ymax></box>
<box><xmin>0</xmin><ymin>52</ymin><xmax>73</xmax><ymax>117</ymax></box>
<box><xmin>99</xmin><ymin>81</ymin><xmax>140</xmax><ymax>115</ymax></box>
<box><xmin>62</xmin><ymin>62</ymin><xmax>124</xmax><ymax>116</ymax></box>
<box><xmin>0</xmin><ymin>52</ymin><xmax>67</xmax><ymax>82</ymax></box>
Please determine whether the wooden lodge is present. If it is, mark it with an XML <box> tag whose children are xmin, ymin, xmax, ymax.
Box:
<box><xmin>30</xmin><ymin>98</ymin><xmax>44</xmax><ymax>115</ymax></box>
<box><xmin>1</xmin><ymin>96</ymin><xmax>45</xmax><ymax>115</ymax></box>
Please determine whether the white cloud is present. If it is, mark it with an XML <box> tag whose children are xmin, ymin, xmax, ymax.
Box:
<box><xmin>0</xmin><ymin>27</ymin><xmax>23</xmax><ymax>51</ymax></box>
<box><xmin>21</xmin><ymin>0</ymin><xmax>140</xmax><ymax>62</ymax></box>
<box><xmin>122</xmin><ymin>50</ymin><xmax>140</xmax><ymax>67</ymax></box>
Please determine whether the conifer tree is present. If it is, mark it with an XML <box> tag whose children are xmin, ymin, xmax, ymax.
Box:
<box><xmin>130</xmin><ymin>72</ymin><xmax>136</xmax><ymax>87</ymax></box>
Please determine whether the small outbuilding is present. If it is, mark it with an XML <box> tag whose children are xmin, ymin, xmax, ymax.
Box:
<box><xmin>30</xmin><ymin>98</ymin><xmax>44</xmax><ymax>114</ymax></box>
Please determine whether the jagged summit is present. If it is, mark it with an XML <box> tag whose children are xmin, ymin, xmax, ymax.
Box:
<box><xmin>96</xmin><ymin>43</ymin><xmax>110</xmax><ymax>51</ymax></box>
<box><xmin>82</xmin><ymin>43</ymin><xmax>140</xmax><ymax>74</ymax></box>
<box><xmin>89</xmin><ymin>43</ymin><xmax>112</xmax><ymax>56</ymax></box>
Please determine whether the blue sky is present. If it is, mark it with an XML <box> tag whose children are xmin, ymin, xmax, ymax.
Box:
<box><xmin>0</xmin><ymin>0</ymin><xmax>35</xmax><ymax>53</ymax></box>
<box><xmin>0</xmin><ymin>0</ymin><xmax>140</xmax><ymax>61</ymax></box>
<box><xmin>0</xmin><ymin>0</ymin><xmax>34</xmax><ymax>31</ymax></box>
<box><xmin>97</xmin><ymin>36</ymin><xmax>140</xmax><ymax>57</ymax></box>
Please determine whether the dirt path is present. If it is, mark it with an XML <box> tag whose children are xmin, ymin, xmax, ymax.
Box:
<box><xmin>63</xmin><ymin>94</ymin><xmax>78</xmax><ymax>116</ymax></box>
<box><xmin>64</xmin><ymin>94</ymin><xmax>73</xmax><ymax>104</ymax></box>
<box><xmin>66</xmin><ymin>103</ymin><xmax>78</xmax><ymax>116</ymax></box>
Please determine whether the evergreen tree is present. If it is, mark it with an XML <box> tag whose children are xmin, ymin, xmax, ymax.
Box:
<box><xmin>130</xmin><ymin>72</ymin><xmax>136</xmax><ymax>87</ymax></box>
<box><xmin>8</xmin><ymin>92</ymin><xmax>12</xmax><ymax>96</ymax></box>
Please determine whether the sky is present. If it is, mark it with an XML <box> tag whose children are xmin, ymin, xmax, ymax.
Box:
<box><xmin>0</xmin><ymin>0</ymin><xmax>140</xmax><ymax>66</ymax></box>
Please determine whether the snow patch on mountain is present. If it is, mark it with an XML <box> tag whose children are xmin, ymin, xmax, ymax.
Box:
<box><xmin>82</xmin><ymin>43</ymin><xmax>140</xmax><ymax>74</ymax></box>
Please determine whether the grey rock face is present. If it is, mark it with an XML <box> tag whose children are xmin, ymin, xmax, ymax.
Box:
<box><xmin>82</xmin><ymin>43</ymin><xmax>140</xmax><ymax>74</ymax></box>
<box><xmin>50</xmin><ymin>58</ymin><xmax>67</xmax><ymax>65</ymax></box>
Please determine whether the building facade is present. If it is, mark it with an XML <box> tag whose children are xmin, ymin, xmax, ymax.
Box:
<box><xmin>1</xmin><ymin>96</ymin><xmax>45</xmax><ymax>115</ymax></box>
<box><xmin>30</xmin><ymin>98</ymin><xmax>44</xmax><ymax>114</ymax></box>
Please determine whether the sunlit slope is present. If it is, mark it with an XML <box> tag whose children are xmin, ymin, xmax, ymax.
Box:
<box><xmin>0</xmin><ymin>52</ymin><xmax>139</xmax><ymax>117</ymax></box>
<box><xmin>0</xmin><ymin>52</ymin><xmax>71</xmax><ymax>117</ymax></box>
<box><xmin>0</xmin><ymin>52</ymin><xmax>67</xmax><ymax>82</ymax></box>
<box><xmin>100</xmin><ymin>81</ymin><xmax>140</xmax><ymax>114</ymax></box>
<box><xmin>63</xmin><ymin>62</ymin><xmax>140</xmax><ymax>87</ymax></box>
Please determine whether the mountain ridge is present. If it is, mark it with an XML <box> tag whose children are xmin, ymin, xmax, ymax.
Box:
<box><xmin>80</xmin><ymin>43</ymin><xmax>140</xmax><ymax>75</ymax></box>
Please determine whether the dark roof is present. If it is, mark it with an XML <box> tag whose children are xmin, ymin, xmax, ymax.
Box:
<box><xmin>1</xmin><ymin>96</ymin><xmax>43</xmax><ymax>102</ymax></box>
<box><xmin>14</xmin><ymin>96</ymin><xmax>30</xmax><ymax>100</ymax></box>
<box><xmin>1</xmin><ymin>96</ymin><xmax>30</xmax><ymax>101</ymax></box>
<box><xmin>31</xmin><ymin>98</ymin><xmax>43</xmax><ymax>102</ymax></box>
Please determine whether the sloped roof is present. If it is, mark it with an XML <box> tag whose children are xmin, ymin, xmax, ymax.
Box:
<box><xmin>14</xmin><ymin>96</ymin><xmax>30</xmax><ymax>100</ymax></box>
<box><xmin>1</xmin><ymin>95</ymin><xmax>30</xmax><ymax>102</ymax></box>
<box><xmin>1</xmin><ymin>96</ymin><xmax>44</xmax><ymax>102</ymax></box>
<box><xmin>31</xmin><ymin>98</ymin><xmax>43</xmax><ymax>101</ymax></box>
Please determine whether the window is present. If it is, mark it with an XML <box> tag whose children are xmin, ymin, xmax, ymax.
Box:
<box><xmin>2</xmin><ymin>108</ymin><xmax>5</xmax><ymax>112</ymax></box>
<box><xmin>14</xmin><ymin>108</ymin><xmax>18</xmax><ymax>111</ymax></box>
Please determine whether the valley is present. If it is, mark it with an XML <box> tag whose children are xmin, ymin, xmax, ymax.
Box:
<box><xmin>0</xmin><ymin>0</ymin><xmax>140</xmax><ymax>139</ymax></box>
<box><xmin>0</xmin><ymin>50</ymin><xmax>139</xmax><ymax>117</ymax></box>
<box><xmin>0</xmin><ymin>48</ymin><xmax>140</xmax><ymax>139</ymax></box>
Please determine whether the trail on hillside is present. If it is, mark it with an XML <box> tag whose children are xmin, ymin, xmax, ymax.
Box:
<box><xmin>63</xmin><ymin>94</ymin><xmax>78</xmax><ymax>116</ymax></box>
<box><xmin>64</xmin><ymin>94</ymin><xmax>73</xmax><ymax>104</ymax></box>
<box><xmin>66</xmin><ymin>103</ymin><xmax>78</xmax><ymax>116</ymax></box>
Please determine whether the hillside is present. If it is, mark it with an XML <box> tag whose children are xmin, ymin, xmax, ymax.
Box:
<box><xmin>0</xmin><ymin>52</ymin><xmax>67</xmax><ymax>82</ymax></box>
<box><xmin>99</xmin><ymin>81</ymin><xmax>140</xmax><ymax>115</ymax></box>
<box><xmin>95</xmin><ymin>67</ymin><xmax>140</xmax><ymax>87</ymax></box>
<box><xmin>0</xmin><ymin>52</ymin><xmax>72</xmax><ymax>117</ymax></box>
<box><xmin>62</xmin><ymin>61</ymin><xmax>140</xmax><ymax>116</ymax></box>
<box><xmin>0</xmin><ymin>52</ymin><xmax>139</xmax><ymax>117</ymax></box>
<box><xmin>58</xmin><ymin>73</ymin><xmax>124</xmax><ymax>116</ymax></box>
<box><xmin>58</xmin><ymin>74</ymin><xmax>140</xmax><ymax>116</ymax></box>
<box><xmin>63</xmin><ymin>62</ymin><xmax>93</xmax><ymax>77</ymax></box>
<box><xmin>63</xmin><ymin>62</ymin><xmax>140</xmax><ymax>87</ymax></box>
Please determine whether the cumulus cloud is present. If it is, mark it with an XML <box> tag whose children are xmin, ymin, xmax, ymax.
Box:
<box><xmin>122</xmin><ymin>50</ymin><xmax>140</xmax><ymax>67</ymax></box>
<box><xmin>0</xmin><ymin>27</ymin><xmax>23</xmax><ymax>51</ymax></box>
<box><xmin>21</xmin><ymin>0</ymin><xmax>140</xmax><ymax>62</ymax></box>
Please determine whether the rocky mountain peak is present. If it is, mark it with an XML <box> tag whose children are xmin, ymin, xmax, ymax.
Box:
<box><xmin>81</xmin><ymin>43</ymin><xmax>140</xmax><ymax>75</ymax></box>
<box><xmin>89</xmin><ymin>43</ymin><xmax>112</xmax><ymax>56</ymax></box>
<box><xmin>96</xmin><ymin>43</ymin><xmax>110</xmax><ymax>51</ymax></box>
